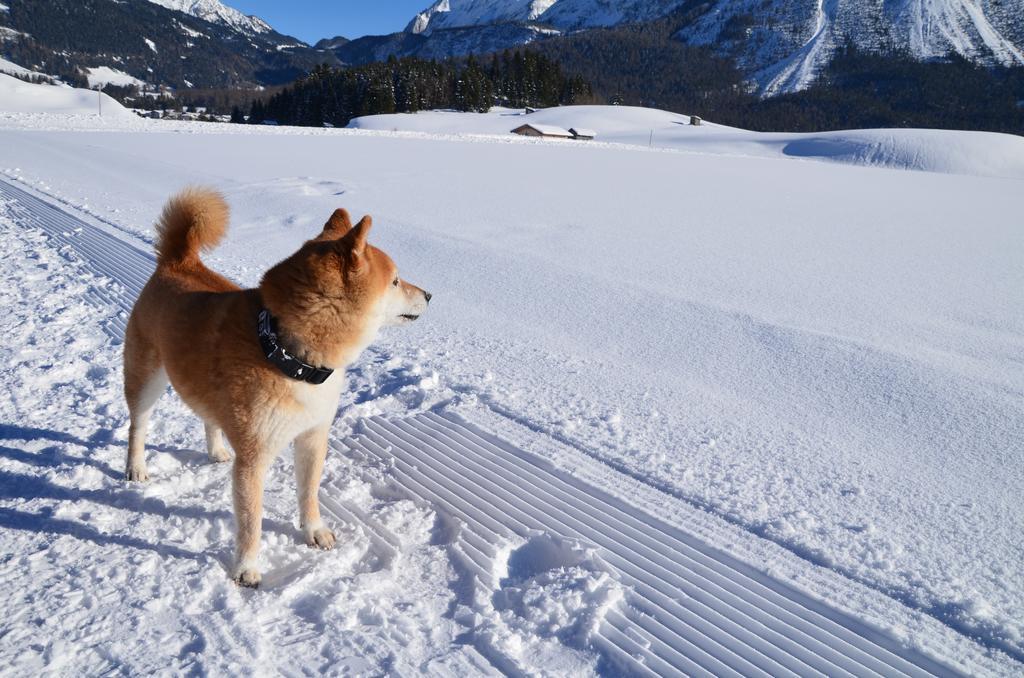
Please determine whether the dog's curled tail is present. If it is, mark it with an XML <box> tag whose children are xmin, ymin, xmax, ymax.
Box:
<box><xmin>155</xmin><ymin>187</ymin><xmax>229</xmax><ymax>266</ymax></box>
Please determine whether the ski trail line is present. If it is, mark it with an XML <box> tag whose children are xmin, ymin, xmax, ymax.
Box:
<box><xmin>0</xmin><ymin>177</ymin><xmax>970</xmax><ymax>676</ymax></box>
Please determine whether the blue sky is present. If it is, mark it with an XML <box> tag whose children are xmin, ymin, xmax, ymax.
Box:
<box><xmin>229</xmin><ymin>1</ymin><xmax>429</xmax><ymax>43</ymax></box>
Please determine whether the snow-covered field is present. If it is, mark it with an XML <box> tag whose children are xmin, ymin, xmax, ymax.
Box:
<box><xmin>0</xmin><ymin>80</ymin><xmax>1022</xmax><ymax>675</ymax></box>
<box><xmin>350</xmin><ymin>106</ymin><xmax>1024</xmax><ymax>179</ymax></box>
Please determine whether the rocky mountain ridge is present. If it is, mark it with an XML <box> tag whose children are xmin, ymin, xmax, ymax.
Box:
<box><xmin>396</xmin><ymin>0</ymin><xmax>1024</xmax><ymax>93</ymax></box>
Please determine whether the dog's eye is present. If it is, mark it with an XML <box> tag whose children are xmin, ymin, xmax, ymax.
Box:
<box><xmin>392</xmin><ymin>278</ymin><xmax>399</xmax><ymax>287</ymax></box>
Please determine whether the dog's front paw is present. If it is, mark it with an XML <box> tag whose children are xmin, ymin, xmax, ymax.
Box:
<box><xmin>233</xmin><ymin>562</ymin><xmax>261</xmax><ymax>589</ymax></box>
<box><xmin>125</xmin><ymin>466</ymin><xmax>150</xmax><ymax>482</ymax></box>
<box><xmin>303</xmin><ymin>522</ymin><xmax>336</xmax><ymax>550</ymax></box>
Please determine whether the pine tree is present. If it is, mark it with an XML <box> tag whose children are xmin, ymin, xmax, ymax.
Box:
<box><xmin>241</xmin><ymin>53</ymin><xmax>598</xmax><ymax>128</ymax></box>
<box><xmin>248</xmin><ymin>99</ymin><xmax>266</xmax><ymax>124</ymax></box>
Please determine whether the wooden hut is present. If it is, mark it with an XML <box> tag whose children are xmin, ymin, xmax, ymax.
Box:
<box><xmin>511</xmin><ymin>124</ymin><xmax>573</xmax><ymax>139</ymax></box>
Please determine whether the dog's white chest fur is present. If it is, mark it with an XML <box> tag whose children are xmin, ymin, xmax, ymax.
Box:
<box><xmin>253</xmin><ymin>376</ymin><xmax>347</xmax><ymax>450</ymax></box>
<box><xmin>273</xmin><ymin>317</ymin><xmax>385</xmax><ymax>441</ymax></box>
<box><xmin>291</xmin><ymin>376</ymin><xmax>346</xmax><ymax>430</ymax></box>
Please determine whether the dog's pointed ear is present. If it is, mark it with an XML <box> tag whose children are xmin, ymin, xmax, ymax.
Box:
<box><xmin>317</xmin><ymin>208</ymin><xmax>352</xmax><ymax>241</ymax></box>
<box><xmin>340</xmin><ymin>215</ymin><xmax>372</xmax><ymax>258</ymax></box>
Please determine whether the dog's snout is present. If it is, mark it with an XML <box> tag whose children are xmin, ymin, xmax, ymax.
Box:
<box><xmin>424</xmin><ymin>291</ymin><xmax>432</xmax><ymax>304</ymax></box>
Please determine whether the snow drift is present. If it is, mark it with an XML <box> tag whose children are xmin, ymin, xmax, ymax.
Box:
<box><xmin>0</xmin><ymin>73</ymin><xmax>133</xmax><ymax>120</ymax></box>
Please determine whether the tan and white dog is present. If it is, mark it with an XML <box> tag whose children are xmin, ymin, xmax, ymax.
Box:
<box><xmin>123</xmin><ymin>188</ymin><xmax>430</xmax><ymax>587</ymax></box>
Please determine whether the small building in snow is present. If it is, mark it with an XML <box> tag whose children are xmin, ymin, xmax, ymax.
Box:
<box><xmin>569</xmin><ymin>128</ymin><xmax>596</xmax><ymax>140</ymax></box>
<box><xmin>690</xmin><ymin>115</ymin><xmax>702</xmax><ymax>126</ymax></box>
<box><xmin>511</xmin><ymin>123</ymin><xmax>573</xmax><ymax>139</ymax></box>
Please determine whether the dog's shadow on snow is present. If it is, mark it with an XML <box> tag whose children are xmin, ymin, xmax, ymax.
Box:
<box><xmin>0</xmin><ymin>434</ymin><xmax>122</xmax><ymax>481</ymax></box>
<box><xmin>0</xmin><ymin>424</ymin><xmax>297</xmax><ymax>561</ymax></box>
<box><xmin>0</xmin><ymin>505</ymin><xmax>201</xmax><ymax>561</ymax></box>
<box><xmin>0</xmin><ymin>423</ymin><xmax>206</xmax><ymax>479</ymax></box>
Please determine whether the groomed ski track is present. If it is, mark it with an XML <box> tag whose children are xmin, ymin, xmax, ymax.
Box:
<box><xmin>0</xmin><ymin>177</ymin><xmax>981</xmax><ymax>676</ymax></box>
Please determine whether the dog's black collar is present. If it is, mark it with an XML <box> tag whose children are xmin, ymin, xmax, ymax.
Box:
<box><xmin>257</xmin><ymin>309</ymin><xmax>334</xmax><ymax>385</ymax></box>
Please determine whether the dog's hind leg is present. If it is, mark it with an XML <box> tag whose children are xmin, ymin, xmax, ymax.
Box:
<box><xmin>123</xmin><ymin>324</ymin><xmax>167</xmax><ymax>482</ymax></box>
<box><xmin>204</xmin><ymin>421</ymin><xmax>231</xmax><ymax>463</ymax></box>
<box><xmin>294</xmin><ymin>424</ymin><xmax>335</xmax><ymax>550</ymax></box>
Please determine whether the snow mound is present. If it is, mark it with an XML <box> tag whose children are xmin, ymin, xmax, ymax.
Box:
<box><xmin>349</xmin><ymin>104</ymin><xmax>1024</xmax><ymax>179</ymax></box>
<box><xmin>494</xmin><ymin>535</ymin><xmax>621</xmax><ymax>641</ymax></box>
<box><xmin>470</xmin><ymin>534</ymin><xmax>623</xmax><ymax>674</ymax></box>
<box><xmin>778</xmin><ymin>129</ymin><xmax>1024</xmax><ymax>178</ymax></box>
<box><xmin>348</xmin><ymin>104</ymin><xmax>691</xmax><ymax>138</ymax></box>
<box><xmin>0</xmin><ymin>73</ymin><xmax>133</xmax><ymax>119</ymax></box>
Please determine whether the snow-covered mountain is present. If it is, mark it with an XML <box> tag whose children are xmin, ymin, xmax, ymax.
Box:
<box><xmin>677</xmin><ymin>0</ymin><xmax>1024</xmax><ymax>94</ymax></box>
<box><xmin>142</xmin><ymin>0</ymin><xmax>271</xmax><ymax>35</ymax></box>
<box><xmin>401</xmin><ymin>0</ymin><xmax>1024</xmax><ymax>93</ymax></box>
<box><xmin>406</xmin><ymin>0</ymin><xmax>558</xmax><ymax>34</ymax></box>
<box><xmin>333</xmin><ymin>23</ymin><xmax>556</xmax><ymax>67</ymax></box>
<box><xmin>335</xmin><ymin>0</ymin><xmax>693</xmax><ymax>68</ymax></box>
<box><xmin>0</xmin><ymin>0</ymin><xmax>336</xmax><ymax>89</ymax></box>
<box><xmin>406</xmin><ymin>0</ymin><xmax>691</xmax><ymax>34</ymax></box>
